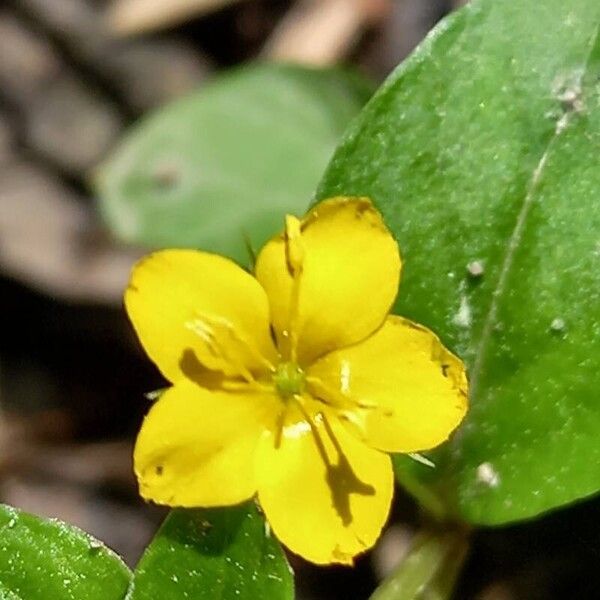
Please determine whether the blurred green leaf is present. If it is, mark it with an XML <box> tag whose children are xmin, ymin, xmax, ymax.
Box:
<box><xmin>97</xmin><ymin>64</ymin><xmax>373</xmax><ymax>266</ymax></box>
<box><xmin>317</xmin><ymin>0</ymin><xmax>600</xmax><ymax>525</ymax></box>
<box><xmin>0</xmin><ymin>504</ymin><xmax>131</xmax><ymax>600</ymax></box>
<box><xmin>128</xmin><ymin>503</ymin><xmax>293</xmax><ymax>600</ymax></box>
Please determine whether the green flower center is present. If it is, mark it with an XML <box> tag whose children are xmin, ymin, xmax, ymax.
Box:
<box><xmin>273</xmin><ymin>361</ymin><xmax>306</xmax><ymax>400</ymax></box>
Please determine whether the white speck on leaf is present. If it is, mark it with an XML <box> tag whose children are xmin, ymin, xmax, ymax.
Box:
<box><xmin>555</xmin><ymin>113</ymin><xmax>570</xmax><ymax>134</ymax></box>
<box><xmin>552</xmin><ymin>69</ymin><xmax>585</xmax><ymax>134</ymax></box>
<box><xmin>467</xmin><ymin>260</ymin><xmax>484</xmax><ymax>278</ymax></box>
<box><xmin>476</xmin><ymin>462</ymin><xmax>500</xmax><ymax>488</ymax></box>
<box><xmin>88</xmin><ymin>538</ymin><xmax>103</xmax><ymax>550</ymax></box>
<box><xmin>550</xmin><ymin>317</ymin><xmax>566</xmax><ymax>332</ymax></box>
<box><xmin>453</xmin><ymin>291</ymin><xmax>472</xmax><ymax>329</ymax></box>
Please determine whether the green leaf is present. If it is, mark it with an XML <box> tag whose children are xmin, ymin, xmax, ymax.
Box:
<box><xmin>317</xmin><ymin>0</ymin><xmax>600</xmax><ymax>525</ymax></box>
<box><xmin>0</xmin><ymin>504</ymin><xmax>131</xmax><ymax>600</ymax></box>
<box><xmin>128</xmin><ymin>503</ymin><xmax>294</xmax><ymax>600</ymax></box>
<box><xmin>96</xmin><ymin>64</ymin><xmax>373</xmax><ymax>266</ymax></box>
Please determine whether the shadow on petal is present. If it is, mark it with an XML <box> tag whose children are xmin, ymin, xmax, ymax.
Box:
<box><xmin>326</xmin><ymin>454</ymin><xmax>375</xmax><ymax>526</ymax></box>
<box><xmin>179</xmin><ymin>348</ymin><xmax>226</xmax><ymax>389</ymax></box>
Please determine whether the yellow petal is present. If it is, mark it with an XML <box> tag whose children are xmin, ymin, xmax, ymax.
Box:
<box><xmin>256</xmin><ymin>402</ymin><xmax>393</xmax><ymax>565</ymax></box>
<box><xmin>134</xmin><ymin>380</ymin><xmax>279</xmax><ymax>507</ymax></box>
<box><xmin>307</xmin><ymin>316</ymin><xmax>468</xmax><ymax>453</ymax></box>
<box><xmin>125</xmin><ymin>249</ymin><xmax>278</xmax><ymax>383</ymax></box>
<box><xmin>255</xmin><ymin>197</ymin><xmax>401</xmax><ymax>365</ymax></box>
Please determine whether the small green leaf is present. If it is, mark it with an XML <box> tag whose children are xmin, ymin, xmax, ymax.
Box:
<box><xmin>96</xmin><ymin>64</ymin><xmax>373</xmax><ymax>266</ymax></box>
<box><xmin>128</xmin><ymin>503</ymin><xmax>294</xmax><ymax>600</ymax></box>
<box><xmin>317</xmin><ymin>0</ymin><xmax>600</xmax><ymax>525</ymax></box>
<box><xmin>0</xmin><ymin>504</ymin><xmax>131</xmax><ymax>600</ymax></box>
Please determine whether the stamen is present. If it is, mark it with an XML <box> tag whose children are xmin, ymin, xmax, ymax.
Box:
<box><xmin>320</xmin><ymin>413</ymin><xmax>375</xmax><ymax>526</ymax></box>
<box><xmin>306</xmin><ymin>376</ymin><xmax>379</xmax><ymax>411</ymax></box>
<box><xmin>185</xmin><ymin>313</ymin><xmax>275</xmax><ymax>382</ymax></box>
<box><xmin>221</xmin><ymin>380</ymin><xmax>274</xmax><ymax>394</ymax></box>
<box><xmin>336</xmin><ymin>410</ymin><xmax>365</xmax><ymax>430</ymax></box>
<box><xmin>306</xmin><ymin>376</ymin><xmax>391</xmax><ymax>446</ymax></box>
<box><xmin>292</xmin><ymin>396</ymin><xmax>331</xmax><ymax>467</ymax></box>
<box><xmin>274</xmin><ymin>403</ymin><xmax>289</xmax><ymax>449</ymax></box>
<box><xmin>283</xmin><ymin>215</ymin><xmax>305</xmax><ymax>362</ymax></box>
<box><xmin>284</xmin><ymin>215</ymin><xmax>304</xmax><ymax>274</ymax></box>
<box><xmin>320</xmin><ymin>413</ymin><xmax>345</xmax><ymax>457</ymax></box>
<box><xmin>186</xmin><ymin>318</ymin><xmax>254</xmax><ymax>383</ymax></box>
<box><xmin>290</xmin><ymin>397</ymin><xmax>375</xmax><ymax>526</ymax></box>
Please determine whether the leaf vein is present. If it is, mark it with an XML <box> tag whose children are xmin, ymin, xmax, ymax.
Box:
<box><xmin>469</xmin><ymin>21</ymin><xmax>600</xmax><ymax>397</ymax></box>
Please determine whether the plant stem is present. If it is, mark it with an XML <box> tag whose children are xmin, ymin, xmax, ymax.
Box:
<box><xmin>369</xmin><ymin>528</ymin><xmax>470</xmax><ymax>600</ymax></box>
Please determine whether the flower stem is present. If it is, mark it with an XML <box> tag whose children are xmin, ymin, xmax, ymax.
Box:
<box><xmin>369</xmin><ymin>528</ymin><xmax>470</xmax><ymax>600</ymax></box>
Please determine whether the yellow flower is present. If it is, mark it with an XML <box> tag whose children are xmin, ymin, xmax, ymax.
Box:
<box><xmin>126</xmin><ymin>197</ymin><xmax>468</xmax><ymax>565</ymax></box>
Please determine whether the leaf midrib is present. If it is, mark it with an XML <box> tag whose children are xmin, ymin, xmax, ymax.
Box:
<box><xmin>468</xmin><ymin>21</ymin><xmax>600</xmax><ymax>399</ymax></box>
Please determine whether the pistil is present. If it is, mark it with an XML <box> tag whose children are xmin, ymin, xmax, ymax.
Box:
<box><xmin>273</xmin><ymin>361</ymin><xmax>306</xmax><ymax>400</ymax></box>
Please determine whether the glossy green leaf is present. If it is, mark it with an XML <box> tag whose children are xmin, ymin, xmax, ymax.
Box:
<box><xmin>128</xmin><ymin>503</ymin><xmax>293</xmax><ymax>600</ymax></box>
<box><xmin>97</xmin><ymin>64</ymin><xmax>373</xmax><ymax>266</ymax></box>
<box><xmin>317</xmin><ymin>0</ymin><xmax>600</xmax><ymax>524</ymax></box>
<box><xmin>0</xmin><ymin>504</ymin><xmax>131</xmax><ymax>600</ymax></box>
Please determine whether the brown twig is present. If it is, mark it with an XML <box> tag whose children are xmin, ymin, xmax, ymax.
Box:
<box><xmin>0</xmin><ymin>161</ymin><xmax>143</xmax><ymax>304</ymax></box>
<box><xmin>107</xmin><ymin>0</ymin><xmax>245</xmax><ymax>37</ymax></box>
<box><xmin>262</xmin><ymin>0</ymin><xmax>391</xmax><ymax>66</ymax></box>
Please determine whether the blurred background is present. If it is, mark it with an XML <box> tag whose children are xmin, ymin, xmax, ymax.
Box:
<box><xmin>1</xmin><ymin>1</ymin><xmax>599</xmax><ymax>599</ymax></box>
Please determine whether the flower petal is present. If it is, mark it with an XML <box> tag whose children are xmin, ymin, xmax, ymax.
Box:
<box><xmin>256</xmin><ymin>402</ymin><xmax>393</xmax><ymax>565</ymax></box>
<box><xmin>255</xmin><ymin>197</ymin><xmax>401</xmax><ymax>365</ymax></box>
<box><xmin>134</xmin><ymin>380</ymin><xmax>279</xmax><ymax>507</ymax></box>
<box><xmin>307</xmin><ymin>316</ymin><xmax>468</xmax><ymax>453</ymax></box>
<box><xmin>125</xmin><ymin>249</ymin><xmax>278</xmax><ymax>383</ymax></box>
